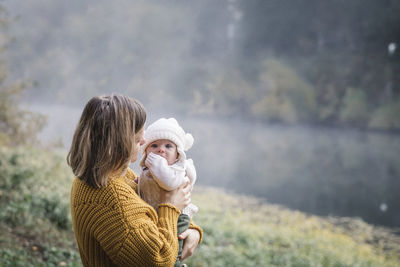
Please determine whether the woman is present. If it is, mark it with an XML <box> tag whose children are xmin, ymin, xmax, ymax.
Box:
<box><xmin>67</xmin><ymin>95</ymin><xmax>202</xmax><ymax>266</ymax></box>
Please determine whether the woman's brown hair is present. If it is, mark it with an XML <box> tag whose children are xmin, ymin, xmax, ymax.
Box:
<box><xmin>67</xmin><ymin>95</ymin><xmax>146</xmax><ymax>188</ymax></box>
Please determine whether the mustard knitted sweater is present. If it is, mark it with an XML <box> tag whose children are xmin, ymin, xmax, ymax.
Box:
<box><xmin>70</xmin><ymin>168</ymin><xmax>202</xmax><ymax>267</ymax></box>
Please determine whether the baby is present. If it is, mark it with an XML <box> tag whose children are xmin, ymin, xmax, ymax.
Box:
<box><xmin>138</xmin><ymin>118</ymin><xmax>198</xmax><ymax>267</ymax></box>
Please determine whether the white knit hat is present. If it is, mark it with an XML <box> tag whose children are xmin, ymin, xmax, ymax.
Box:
<box><xmin>140</xmin><ymin>118</ymin><xmax>194</xmax><ymax>167</ymax></box>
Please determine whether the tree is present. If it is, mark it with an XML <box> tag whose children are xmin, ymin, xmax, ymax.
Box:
<box><xmin>237</xmin><ymin>0</ymin><xmax>400</xmax><ymax>127</ymax></box>
<box><xmin>0</xmin><ymin>6</ymin><xmax>45</xmax><ymax>147</ymax></box>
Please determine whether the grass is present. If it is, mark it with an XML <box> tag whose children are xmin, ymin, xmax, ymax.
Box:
<box><xmin>0</xmin><ymin>146</ymin><xmax>399</xmax><ymax>266</ymax></box>
<box><xmin>187</xmin><ymin>188</ymin><xmax>400</xmax><ymax>267</ymax></box>
<box><xmin>0</xmin><ymin>146</ymin><xmax>81</xmax><ymax>266</ymax></box>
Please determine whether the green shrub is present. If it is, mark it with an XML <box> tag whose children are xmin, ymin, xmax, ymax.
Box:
<box><xmin>339</xmin><ymin>88</ymin><xmax>369</xmax><ymax>126</ymax></box>
<box><xmin>0</xmin><ymin>78</ymin><xmax>46</xmax><ymax>147</ymax></box>
<box><xmin>251</xmin><ymin>59</ymin><xmax>317</xmax><ymax>123</ymax></box>
<box><xmin>0</xmin><ymin>146</ymin><xmax>80</xmax><ymax>266</ymax></box>
<box><xmin>0</xmin><ymin>147</ymin><xmax>71</xmax><ymax>229</ymax></box>
<box><xmin>369</xmin><ymin>99</ymin><xmax>400</xmax><ymax>130</ymax></box>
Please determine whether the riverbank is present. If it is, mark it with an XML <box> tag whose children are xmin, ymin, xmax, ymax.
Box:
<box><xmin>1</xmin><ymin>146</ymin><xmax>399</xmax><ymax>266</ymax></box>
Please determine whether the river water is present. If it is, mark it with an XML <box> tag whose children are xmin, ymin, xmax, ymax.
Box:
<box><xmin>27</xmin><ymin>104</ymin><xmax>400</xmax><ymax>227</ymax></box>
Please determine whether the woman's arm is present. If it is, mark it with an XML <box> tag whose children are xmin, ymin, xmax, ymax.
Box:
<box><xmin>97</xmin><ymin>171</ymin><xmax>190</xmax><ymax>266</ymax></box>
<box><xmin>116</xmin><ymin>202</ymin><xmax>181</xmax><ymax>266</ymax></box>
<box><xmin>188</xmin><ymin>220</ymin><xmax>203</xmax><ymax>243</ymax></box>
<box><xmin>179</xmin><ymin>219</ymin><xmax>203</xmax><ymax>261</ymax></box>
<box><xmin>178</xmin><ymin>228</ymin><xmax>201</xmax><ymax>261</ymax></box>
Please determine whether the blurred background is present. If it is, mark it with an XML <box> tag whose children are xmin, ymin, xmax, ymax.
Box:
<box><xmin>1</xmin><ymin>0</ymin><xmax>400</xmax><ymax>229</ymax></box>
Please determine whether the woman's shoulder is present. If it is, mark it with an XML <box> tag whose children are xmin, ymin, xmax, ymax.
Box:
<box><xmin>121</xmin><ymin>167</ymin><xmax>139</xmax><ymax>192</ymax></box>
<box><xmin>71</xmin><ymin>171</ymin><xmax>138</xmax><ymax>206</ymax></box>
<box><xmin>110</xmin><ymin>171</ymin><xmax>159</xmax><ymax>224</ymax></box>
<box><xmin>125</xmin><ymin>167</ymin><xmax>137</xmax><ymax>180</ymax></box>
<box><xmin>109</xmin><ymin>169</ymin><xmax>139</xmax><ymax>198</ymax></box>
<box><xmin>71</xmin><ymin>177</ymin><xmax>119</xmax><ymax>209</ymax></box>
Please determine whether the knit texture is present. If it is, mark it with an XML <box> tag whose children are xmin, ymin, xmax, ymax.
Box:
<box><xmin>70</xmin><ymin>168</ymin><xmax>202</xmax><ymax>267</ymax></box>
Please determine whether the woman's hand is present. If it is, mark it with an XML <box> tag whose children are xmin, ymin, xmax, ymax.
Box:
<box><xmin>160</xmin><ymin>182</ymin><xmax>191</xmax><ymax>211</ymax></box>
<box><xmin>178</xmin><ymin>228</ymin><xmax>201</xmax><ymax>261</ymax></box>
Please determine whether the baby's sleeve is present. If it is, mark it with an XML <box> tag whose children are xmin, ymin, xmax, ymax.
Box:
<box><xmin>146</xmin><ymin>153</ymin><xmax>186</xmax><ymax>191</ymax></box>
<box><xmin>185</xmin><ymin>159</ymin><xmax>197</xmax><ymax>186</ymax></box>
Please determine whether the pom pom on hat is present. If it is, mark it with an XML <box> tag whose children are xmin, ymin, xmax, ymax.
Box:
<box><xmin>140</xmin><ymin>118</ymin><xmax>194</xmax><ymax>166</ymax></box>
<box><xmin>184</xmin><ymin>133</ymin><xmax>194</xmax><ymax>150</ymax></box>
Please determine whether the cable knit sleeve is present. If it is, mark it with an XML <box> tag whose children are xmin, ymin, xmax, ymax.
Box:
<box><xmin>189</xmin><ymin>219</ymin><xmax>204</xmax><ymax>244</ymax></box>
<box><xmin>107</xmin><ymin>180</ymin><xmax>180</xmax><ymax>266</ymax></box>
<box><xmin>70</xmin><ymin>170</ymin><xmax>181</xmax><ymax>267</ymax></box>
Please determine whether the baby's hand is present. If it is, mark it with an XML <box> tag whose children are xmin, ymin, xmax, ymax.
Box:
<box><xmin>145</xmin><ymin>152</ymin><xmax>168</xmax><ymax>169</ymax></box>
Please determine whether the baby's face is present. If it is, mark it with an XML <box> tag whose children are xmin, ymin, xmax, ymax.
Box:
<box><xmin>145</xmin><ymin>139</ymin><xmax>178</xmax><ymax>165</ymax></box>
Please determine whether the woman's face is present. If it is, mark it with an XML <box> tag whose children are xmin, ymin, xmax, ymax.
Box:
<box><xmin>131</xmin><ymin>127</ymin><xmax>145</xmax><ymax>163</ymax></box>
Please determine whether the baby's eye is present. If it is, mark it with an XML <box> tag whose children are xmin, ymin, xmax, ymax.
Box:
<box><xmin>166</xmin><ymin>144</ymin><xmax>173</xmax><ymax>148</ymax></box>
<box><xmin>150</xmin><ymin>144</ymin><xmax>158</xmax><ymax>148</ymax></box>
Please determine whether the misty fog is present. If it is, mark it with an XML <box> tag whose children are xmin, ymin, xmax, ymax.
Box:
<box><xmin>27</xmin><ymin>103</ymin><xmax>400</xmax><ymax>227</ymax></box>
<box><xmin>4</xmin><ymin>0</ymin><xmax>400</xmax><ymax>227</ymax></box>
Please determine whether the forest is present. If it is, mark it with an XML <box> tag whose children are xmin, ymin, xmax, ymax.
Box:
<box><xmin>3</xmin><ymin>0</ymin><xmax>400</xmax><ymax>129</ymax></box>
